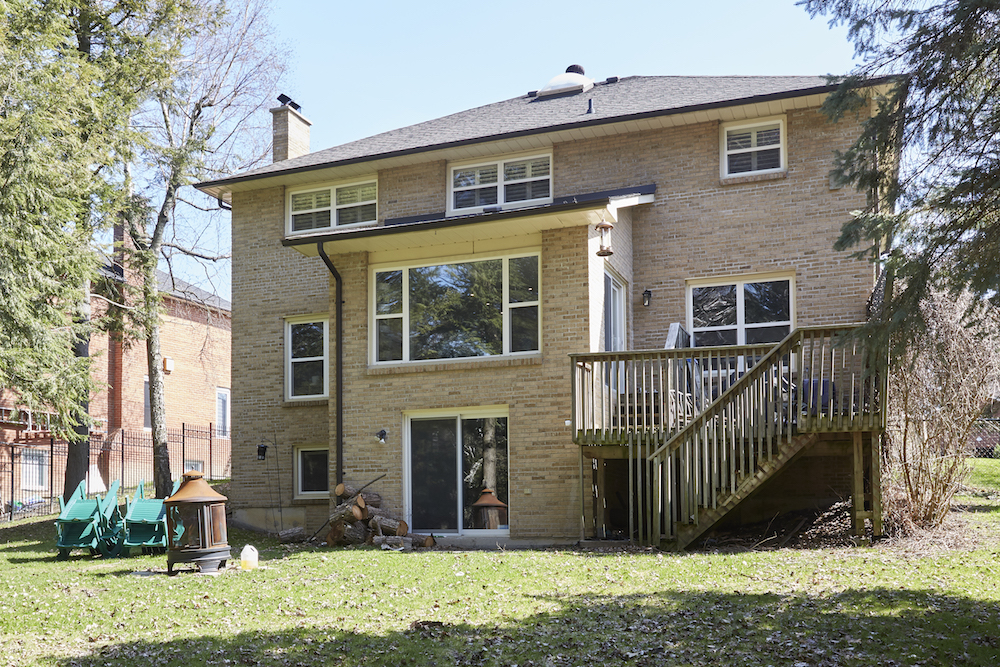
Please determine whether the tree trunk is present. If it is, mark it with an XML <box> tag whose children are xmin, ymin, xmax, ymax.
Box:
<box><xmin>144</xmin><ymin>264</ymin><xmax>172</xmax><ymax>498</ymax></box>
<box><xmin>407</xmin><ymin>534</ymin><xmax>436</xmax><ymax>548</ymax></box>
<box><xmin>341</xmin><ymin>521</ymin><xmax>368</xmax><ymax>545</ymax></box>
<box><xmin>372</xmin><ymin>536</ymin><xmax>412</xmax><ymax>551</ymax></box>
<box><xmin>329</xmin><ymin>500</ymin><xmax>366</xmax><ymax>524</ymax></box>
<box><xmin>483</xmin><ymin>417</ymin><xmax>497</xmax><ymax>491</ymax></box>
<box><xmin>335</xmin><ymin>483</ymin><xmax>382</xmax><ymax>508</ymax></box>
<box><xmin>369</xmin><ymin>515</ymin><xmax>408</xmax><ymax>537</ymax></box>
<box><xmin>63</xmin><ymin>279</ymin><xmax>91</xmax><ymax>503</ymax></box>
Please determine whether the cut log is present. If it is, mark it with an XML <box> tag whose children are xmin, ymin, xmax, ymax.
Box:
<box><xmin>407</xmin><ymin>533</ymin><xmax>436</xmax><ymax>548</ymax></box>
<box><xmin>365</xmin><ymin>506</ymin><xmax>401</xmax><ymax>521</ymax></box>
<box><xmin>326</xmin><ymin>521</ymin><xmax>345</xmax><ymax>545</ymax></box>
<box><xmin>372</xmin><ymin>536</ymin><xmax>412</xmax><ymax>551</ymax></box>
<box><xmin>329</xmin><ymin>500</ymin><xmax>367</xmax><ymax>525</ymax></box>
<box><xmin>335</xmin><ymin>483</ymin><xmax>382</xmax><ymax>508</ymax></box>
<box><xmin>278</xmin><ymin>527</ymin><xmax>306</xmax><ymax>543</ymax></box>
<box><xmin>341</xmin><ymin>521</ymin><xmax>368</xmax><ymax>545</ymax></box>
<box><xmin>369</xmin><ymin>515</ymin><xmax>408</xmax><ymax>537</ymax></box>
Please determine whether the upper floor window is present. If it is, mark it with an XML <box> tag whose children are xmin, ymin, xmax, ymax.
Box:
<box><xmin>285</xmin><ymin>317</ymin><xmax>328</xmax><ymax>400</ymax></box>
<box><xmin>287</xmin><ymin>180</ymin><xmax>377</xmax><ymax>234</ymax></box>
<box><xmin>373</xmin><ymin>253</ymin><xmax>540</xmax><ymax>363</ymax></box>
<box><xmin>721</xmin><ymin>117</ymin><xmax>785</xmax><ymax>178</ymax></box>
<box><xmin>448</xmin><ymin>154</ymin><xmax>552</xmax><ymax>216</ymax></box>
<box><xmin>215</xmin><ymin>388</ymin><xmax>230</xmax><ymax>437</ymax></box>
<box><xmin>688</xmin><ymin>277</ymin><xmax>793</xmax><ymax>347</ymax></box>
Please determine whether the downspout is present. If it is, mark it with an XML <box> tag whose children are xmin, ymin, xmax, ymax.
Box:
<box><xmin>316</xmin><ymin>243</ymin><xmax>344</xmax><ymax>486</ymax></box>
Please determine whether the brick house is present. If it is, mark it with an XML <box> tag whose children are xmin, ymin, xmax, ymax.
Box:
<box><xmin>198</xmin><ymin>67</ymin><xmax>892</xmax><ymax>548</ymax></box>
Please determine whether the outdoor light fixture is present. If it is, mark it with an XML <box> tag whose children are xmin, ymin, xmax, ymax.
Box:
<box><xmin>376</xmin><ymin>429</ymin><xmax>387</xmax><ymax>444</ymax></box>
<box><xmin>642</xmin><ymin>289</ymin><xmax>652</xmax><ymax>307</ymax></box>
<box><xmin>257</xmin><ymin>444</ymin><xmax>268</xmax><ymax>460</ymax></box>
<box><xmin>596</xmin><ymin>215</ymin><xmax>614</xmax><ymax>257</ymax></box>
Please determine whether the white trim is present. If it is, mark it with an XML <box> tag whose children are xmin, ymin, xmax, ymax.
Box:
<box><xmin>447</xmin><ymin>152</ymin><xmax>553</xmax><ymax>217</ymax></box>
<box><xmin>215</xmin><ymin>387</ymin><xmax>230</xmax><ymax>437</ymax></box>
<box><xmin>293</xmin><ymin>444</ymin><xmax>329</xmax><ymax>499</ymax></box>
<box><xmin>720</xmin><ymin>115</ymin><xmax>787</xmax><ymax>179</ymax></box>
<box><xmin>370</xmin><ymin>250</ymin><xmax>542</xmax><ymax>365</ymax></box>
<box><xmin>284</xmin><ymin>315</ymin><xmax>329</xmax><ymax>400</ymax></box>
<box><xmin>685</xmin><ymin>273</ymin><xmax>796</xmax><ymax>347</ymax></box>
<box><xmin>285</xmin><ymin>177</ymin><xmax>378</xmax><ymax>236</ymax></box>
<box><xmin>403</xmin><ymin>406</ymin><xmax>510</xmax><ymax>536</ymax></box>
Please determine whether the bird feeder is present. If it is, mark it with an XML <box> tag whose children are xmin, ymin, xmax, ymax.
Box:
<box><xmin>164</xmin><ymin>470</ymin><xmax>230</xmax><ymax>575</ymax></box>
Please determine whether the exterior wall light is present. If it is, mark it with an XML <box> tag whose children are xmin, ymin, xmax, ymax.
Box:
<box><xmin>642</xmin><ymin>289</ymin><xmax>652</xmax><ymax>307</ymax></box>
<box><xmin>376</xmin><ymin>429</ymin><xmax>387</xmax><ymax>444</ymax></box>
<box><xmin>596</xmin><ymin>216</ymin><xmax>614</xmax><ymax>257</ymax></box>
<box><xmin>257</xmin><ymin>444</ymin><xmax>268</xmax><ymax>460</ymax></box>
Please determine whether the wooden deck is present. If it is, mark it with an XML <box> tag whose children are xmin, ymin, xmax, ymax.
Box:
<box><xmin>570</xmin><ymin>325</ymin><xmax>887</xmax><ymax>549</ymax></box>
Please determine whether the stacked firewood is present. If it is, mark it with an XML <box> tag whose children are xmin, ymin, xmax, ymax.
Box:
<box><xmin>325</xmin><ymin>482</ymin><xmax>435</xmax><ymax>551</ymax></box>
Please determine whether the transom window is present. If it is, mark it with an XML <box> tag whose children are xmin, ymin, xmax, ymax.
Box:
<box><xmin>373</xmin><ymin>253</ymin><xmax>540</xmax><ymax>363</ymax></box>
<box><xmin>722</xmin><ymin>117</ymin><xmax>785</xmax><ymax>178</ymax></box>
<box><xmin>288</xmin><ymin>180</ymin><xmax>377</xmax><ymax>234</ymax></box>
<box><xmin>285</xmin><ymin>317</ymin><xmax>328</xmax><ymax>399</ymax></box>
<box><xmin>449</xmin><ymin>155</ymin><xmax>551</xmax><ymax>215</ymax></box>
<box><xmin>689</xmin><ymin>277</ymin><xmax>792</xmax><ymax>347</ymax></box>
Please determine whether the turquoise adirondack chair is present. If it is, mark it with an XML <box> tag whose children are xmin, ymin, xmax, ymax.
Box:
<box><xmin>55</xmin><ymin>480</ymin><xmax>124</xmax><ymax>559</ymax></box>
<box><xmin>122</xmin><ymin>479</ymin><xmax>180</xmax><ymax>555</ymax></box>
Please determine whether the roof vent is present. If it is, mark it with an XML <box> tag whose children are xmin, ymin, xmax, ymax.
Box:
<box><xmin>536</xmin><ymin>65</ymin><xmax>594</xmax><ymax>98</ymax></box>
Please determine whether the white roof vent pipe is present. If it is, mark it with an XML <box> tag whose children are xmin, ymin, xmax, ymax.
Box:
<box><xmin>536</xmin><ymin>64</ymin><xmax>594</xmax><ymax>97</ymax></box>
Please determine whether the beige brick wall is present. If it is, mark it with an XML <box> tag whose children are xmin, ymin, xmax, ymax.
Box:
<box><xmin>228</xmin><ymin>103</ymin><xmax>875</xmax><ymax>540</ymax></box>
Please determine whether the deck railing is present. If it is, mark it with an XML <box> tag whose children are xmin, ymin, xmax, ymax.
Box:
<box><xmin>571</xmin><ymin>325</ymin><xmax>887</xmax><ymax>545</ymax></box>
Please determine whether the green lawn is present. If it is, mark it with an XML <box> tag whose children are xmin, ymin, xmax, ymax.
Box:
<box><xmin>969</xmin><ymin>457</ymin><xmax>1000</xmax><ymax>491</ymax></box>
<box><xmin>3</xmin><ymin>502</ymin><xmax>1000</xmax><ymax>667</ymax></box>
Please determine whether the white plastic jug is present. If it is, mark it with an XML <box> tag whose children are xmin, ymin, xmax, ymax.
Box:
<box><xmin>240</xmin><ymin>545</ymin><xmax>258</xmax><ymax>570</ymax></box>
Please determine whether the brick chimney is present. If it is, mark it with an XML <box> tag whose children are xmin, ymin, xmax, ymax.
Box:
<box><xmin>270</xmin><ymin>97</ymin><xmax>311</xmax><ymax>162</ymax></box>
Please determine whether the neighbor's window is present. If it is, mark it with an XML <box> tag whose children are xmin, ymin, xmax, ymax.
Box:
<box><xmin>143</xmin><ymin>377</ymin><xmax>151</xmax><ymax>430</ymax></box>
<box><xmin>295</xmin><ymin>446</ymin><xmax>329</xmax><ymax>497</ymax></box>
<box><xmin>215</xmin><ymin>388</ymin><xmax>230</xmax><ymax>436</ymax></box>
<box><xmin>288</xmin><ymin>180</ymin><xmax>377</xmax><ymax>233</ymax></box>
<box><xmin>285</xmin><ymin>318</ymin><xmax>328</xmax><ymax>399</ymax></box>
<box><xmin>722</xmin><ymin>117</ymin><xmax>785</xmax><ymax>178</ymax></box>
<box><xmin>373</xmin><ymin>254</ymin><xmax>540</xmax><ymax>363</ymax></box>
<box><xmin>449</xmin><ymin>155</ymin><xmax>551</xmax><ymax>215</ymax></box>
<box><xmin>689</xmin><ymin>277</ymin><xmax>792</xmax><ymax>347</ymax></box>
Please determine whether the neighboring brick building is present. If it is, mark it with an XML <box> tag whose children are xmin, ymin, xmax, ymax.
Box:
<box><xmin>198</xmin><ymin>68</ymin><xmax>895</xmax><ymax>547</ymax></box>
<box><xmin>1</xmin><ymin>271</ymin><xmax>231</xmax><ymax>443</ymax></box>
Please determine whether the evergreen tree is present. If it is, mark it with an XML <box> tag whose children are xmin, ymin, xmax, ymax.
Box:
<box><xmin>801</xmin><ymin>0</ymin><xmax>1000</xmax><ymax>356</ymax></box>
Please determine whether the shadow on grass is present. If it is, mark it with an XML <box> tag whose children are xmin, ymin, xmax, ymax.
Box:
<box><xmin>34</xmin><ymin>586</ymin><xmax>1000</xmax><ymax>667</ymax></box>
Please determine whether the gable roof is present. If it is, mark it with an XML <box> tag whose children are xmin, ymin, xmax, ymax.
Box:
<box><xmin>198</xmin><ymin>74</ymin><xmax>861</xmax><ymax>197</ymax></box>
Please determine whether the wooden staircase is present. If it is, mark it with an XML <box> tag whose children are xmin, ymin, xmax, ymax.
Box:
<box><xmin>571</xmin><ymin>325</ymin><xmax>887</xmax><ymax>550</ymax></box>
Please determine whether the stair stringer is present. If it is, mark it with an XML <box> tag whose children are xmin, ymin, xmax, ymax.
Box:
<box><xmin>673</xmin><ymin>432</ymin><xmax>819</xmax><ymax>550</ymax></box>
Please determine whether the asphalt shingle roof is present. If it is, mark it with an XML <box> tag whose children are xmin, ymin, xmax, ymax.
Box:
<box><xmin>205</xmin><ymin>75</ymin><xmax>835</xmax><ymax>188</ymax></box>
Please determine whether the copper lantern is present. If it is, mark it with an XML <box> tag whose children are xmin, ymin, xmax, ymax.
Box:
<box><xmin>471</xmin><ymin>488</ymin><xmax>508</xmax><ymax>529</ymax></box>
<box><xmin>165</xmin><ymin>471</ymin><xmax>230</xmax><ymax>574</ymax></box>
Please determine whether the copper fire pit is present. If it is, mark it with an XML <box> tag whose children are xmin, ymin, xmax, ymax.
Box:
<box><xmin>165</xmin><ymin>471</ymin><xmax>230</xmax><ymax>574</ymax></box>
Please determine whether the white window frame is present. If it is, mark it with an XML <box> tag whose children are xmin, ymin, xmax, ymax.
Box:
<box><xmin>183</xmin><ymin>460</ymin><xmax>204</xmax><ymax>474</ymax></box>
<box><xmin>447</xmin><ymin>153</ymin><xmax>553</xmax><ymax>216</ymax></box>
<box><xmin>371</xmin><ymin>251</ymin><xmax>541</xmax><ymax>365</ymax></box>
<box><xmin>403</xmin><ymin>406</ymin><xmax>510</xmax><ymax>536</ymax></box>
<box><xmin>21</xmin><ymin>447</ymin><xmax>49</xmax><ymax>491</ymax></box>
<box><xmin>284</xmin><ymin>316</ymin><xmax>329</xmax><ymax>401</ymax></box>
<box><xmin>286</xmin><ymin>178</ymin><xmax>378</xmax><ymax>236</ymax></box>
<box><xmin>720</xmin><ymin>116</ymin><xmax>787</xmax><ymax>179</ymax></box>
<box><xmin>294</xmin><ymin>445</ymin><xmax>329</xmax><ymax>499</ymax></box>
<box><xmin>604</xmin><ymin>269</ymin><xmax>626</xmax><ymax>353</ymax></box>
<box><xmin>686</xmin><ymin>274</ymin><xmax>795</xmax><ymax>347</ymax></box>
<box><xmin>215</xmin><ymin>388</ymin><xmax>230</xmax><ymax>437</ymax></box>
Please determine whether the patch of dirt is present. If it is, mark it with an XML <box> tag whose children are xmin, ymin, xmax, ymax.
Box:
<box><xmin>690</xmin><ymin>497</ymin><xmax>1000</xmax><ymax>555</ymax></box>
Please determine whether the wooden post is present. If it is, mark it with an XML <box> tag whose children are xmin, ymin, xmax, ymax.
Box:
<box><xmin>852</xmin><ymin>431</ymin><xmax>865</xmax><ymax>537</ymax></box>
<box><xmin>871</xmin><ymin>432</ymin><xmax>883</xmax><ymax>537</ymax></box>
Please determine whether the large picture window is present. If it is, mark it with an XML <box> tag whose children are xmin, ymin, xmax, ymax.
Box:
<box><xmin>449</xmin><ymin>155</ymin><xmax>551</xmax><ymax>215</ymax></box>
<box><xmin>285</xmin><ymin>318</ymin><xmax>328</xmax><ymax>400</ymax></box>
<box><xmin>288</xmin><ymin>180</ymin><xmax>377</xmax><ymax>234</ymax></box>
<box><xmin>407</xmin><ymin>412</ymin><xmax>509</xmax><ymax>533</ymax></box>
<box><xmin>689</xmin><ymin>277</ymin><xmax>792</xmax><ymax>347</ymax></box>
<box><xmin>373</xmin><ymin>254</ymin><xmax>540</xmax><ymax>363</ymax></box>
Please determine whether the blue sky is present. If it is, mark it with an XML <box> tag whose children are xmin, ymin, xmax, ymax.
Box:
<box><xmin>188</xmin><ymin>1</ymin><xmax>859</xmax><ymax>301</ymax></box>
<box><xmin>267</xmin><ymin>0</ymin><xmax>859</xmax><ymax>152</ymax></box>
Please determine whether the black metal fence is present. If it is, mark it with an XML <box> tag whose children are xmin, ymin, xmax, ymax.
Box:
<box><xmin>971</xmin><ymin>418</ymin><xmax>1000</xmax><ymax>458</ymax></box>
<box><xmin>1</xmin><ymin>425</ymin><xmax>231</xmax><ymax>521</ymax></box>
